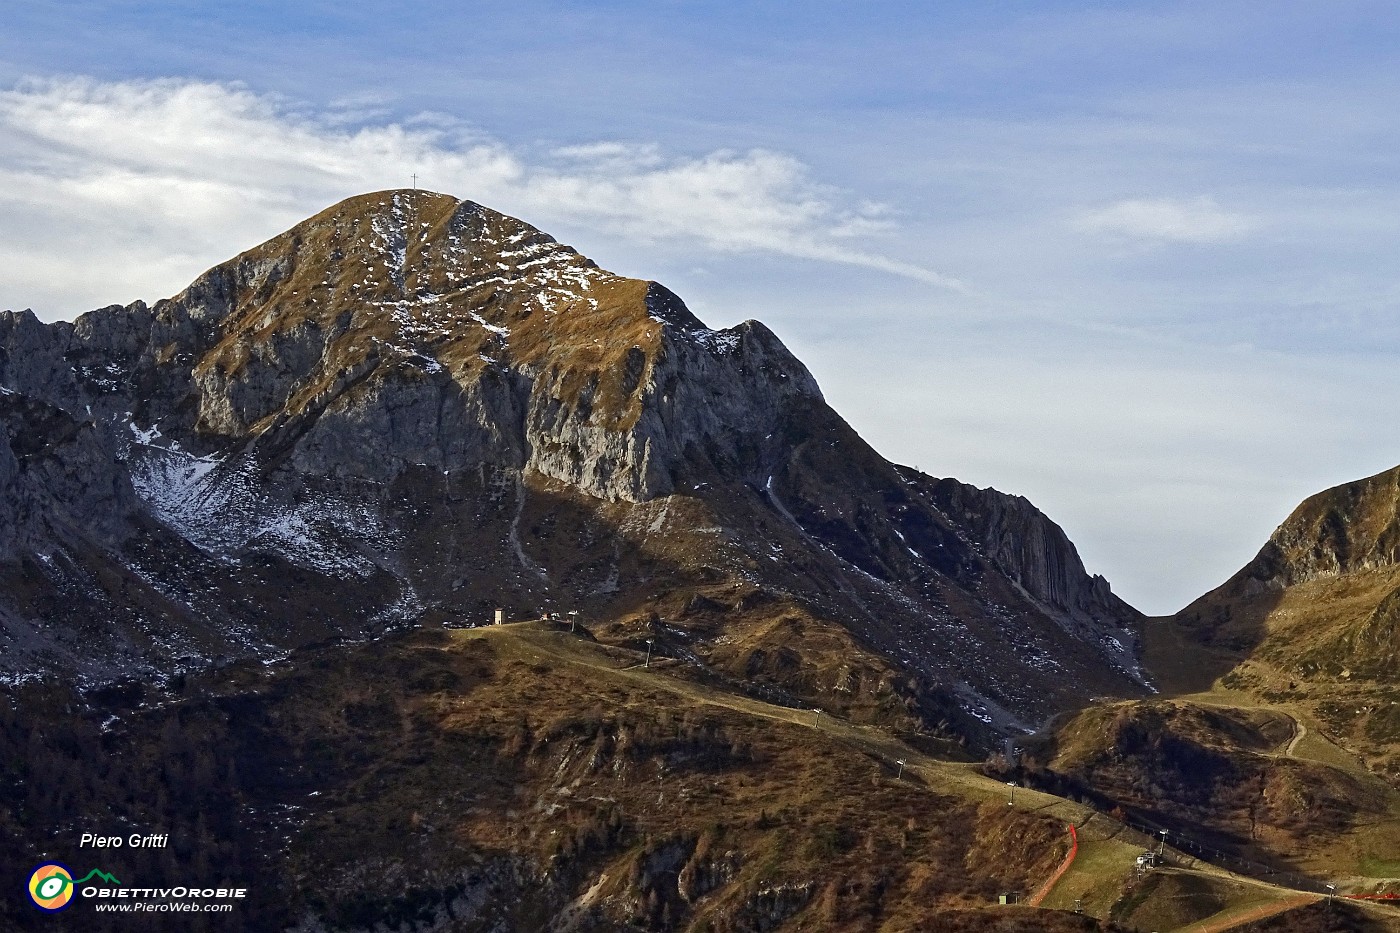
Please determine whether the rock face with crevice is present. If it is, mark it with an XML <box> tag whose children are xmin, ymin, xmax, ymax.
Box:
<box><xmin>0</xmin><ymin>190</ymin><xmax>1145</xmax><ymax>733</ymax></box>
<box><xmin>924</xmin><ymin>477</ymin><xmax>1139</xmax><ymax>658</ymax></box>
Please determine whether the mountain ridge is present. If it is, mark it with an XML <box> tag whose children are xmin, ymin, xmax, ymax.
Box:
<box><xmin>8</xmin><ymin>190</ymin><xmax>1395</xmax><ymax>933</ymax></box>
<box><xmin>0</xmin><ymin>189</ymin><xmax>1145</xmax><ymax>735</ymax></box>
<box><xmin>1018</xmin><ymin>459</ymin><xmax>1400</xmax><ymax>896</ymax></box>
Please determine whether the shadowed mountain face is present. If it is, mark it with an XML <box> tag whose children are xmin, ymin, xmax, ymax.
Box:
<box><xmin>0</xmin><ymin>190</ymin><xmax>1145</xmax><ymax>736</ymax></box>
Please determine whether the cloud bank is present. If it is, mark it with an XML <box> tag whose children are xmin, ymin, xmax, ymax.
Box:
<box><xmin>0</xmin><ymin>76</ymin><xmax>961</xmax><ymax>318</ymax></box>
<box><xmin>1076</xmin><ymin>196</ymin><xmax>1253</xmax><ymax>244</ymax></box>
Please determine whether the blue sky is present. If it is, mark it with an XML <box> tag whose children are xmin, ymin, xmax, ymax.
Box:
<box><xmin>4</xmin><ymin>1</ymin><xmax>1400</xmax><ymax>613</ymax></box>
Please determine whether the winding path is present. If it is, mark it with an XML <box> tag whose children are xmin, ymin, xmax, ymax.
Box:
<box><xmin>1184</xmin><ymin>893</ymin><xmax>1318</xmax><ymax>932</ymax></box>
<box><xmin>1284</xmin><ymin>717</ymin><xmax>1307</xmax><ymax>758</ymax></box>
<box><xmin>474</xmin><ymin>624</ymin><xmax>1353</xmax><ymax>929</ymax></box>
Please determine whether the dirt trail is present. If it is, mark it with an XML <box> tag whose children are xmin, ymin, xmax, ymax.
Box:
<box><xmin>464</xmin><ymin>624</ymin><xmax>1339</xmax><ymax>927</ymax></box>
<box><xmin>1178</xmin><ymin>893</ymin><xmax>1319</xmax><ymax>932</ymax></box>
<box><xmin>473</xmin><ymin>625</ymin><xmax>1025</xmax><ymax>802</ymax></box>
<box><xmin>1284</xmin><ymin>717</ymin><xmax>1307</xmax><ymax>758</ymax></box>
<box><xmin>1166</xmin><ymin>691</ymin><xmax>1368</xmax><ymax>775</ymax></box>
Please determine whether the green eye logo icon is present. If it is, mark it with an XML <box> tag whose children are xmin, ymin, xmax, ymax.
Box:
<box><xmin>28</xmin><ymin>863</ymin><xmax>74</xmax><ymax>912</ymax></box>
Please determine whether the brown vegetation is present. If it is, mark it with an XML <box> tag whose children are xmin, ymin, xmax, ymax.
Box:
<box><xmin>1</xmin><ymin>624</ymin><xmax>1094</xmax><ymax>931</ymax></box>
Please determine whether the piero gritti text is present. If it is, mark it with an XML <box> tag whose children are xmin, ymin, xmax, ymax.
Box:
<box><xmin>80</xmin><ymin>832</ymin><xmax>169</xmax><ymax>848</ymax></box>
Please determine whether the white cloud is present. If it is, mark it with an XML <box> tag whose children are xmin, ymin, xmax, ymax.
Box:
<box><xmin>550</xmin><ymin>141</ymin><xmax>665</xmax><ymax>169</ymax></box>
<box><xmin>0</xmin><ymin>76</ymin><xmax>963</xmax><ymax>318</ymax></box>
<box><xmin>1075</xmin><ymin>196</ymin><xmax>1253</xmax><ymax>244</ymax></box>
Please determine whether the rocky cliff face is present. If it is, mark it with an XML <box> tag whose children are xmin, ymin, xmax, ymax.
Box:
<box><xmin>0</xmin><ymin>389</ymin><xmax>140</xmax><ymax>558</ymax></box>
<box><xmin>1175</xmin><ymin>463</ymin><xmax>1400</xmax><ymax>627</ymax></box>
<box><xmin>0</xmin><ymin>190</ymin><xmax>1145</xmax><ymax>731</ymax></box>
<box><xmin>923</xmin><ymin>477</ymin><xmax>1141</xmax><ymax>672</ymax></box>
<box><xmin>1252</xmin><ymin>465</ymin><xmax>1400</xmax><ymax>588</ymax></box>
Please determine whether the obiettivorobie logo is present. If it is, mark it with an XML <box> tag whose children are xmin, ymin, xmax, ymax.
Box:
<box><xmin>27</xmin><ymin>863</ymin><xmax>121</xmax><ymax>912</ymax></box>
<box><xmin>27</xmin><ymin>860</ymin><xmax>248</xmax><ymax>915</ymax></box>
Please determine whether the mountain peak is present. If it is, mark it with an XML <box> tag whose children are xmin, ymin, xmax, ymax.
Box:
<box><xmin>0</xmin><ymin>191</ymin><xmax>1142</xmax><ymax>731</ymax></box>
<box><xmin>154</xmin><ymin>190</ymin><xmax>784</xmax><ymax>459</ymax></box>
<box><xmin>197</xmin><ymin>188</ymin><xmax>625</xmax><ymax>353</ymax></box>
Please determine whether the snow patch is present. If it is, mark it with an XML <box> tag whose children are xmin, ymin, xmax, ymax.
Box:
<box><xmin>128</xmin><ymin>446</ymin><xmax>395</xmax><ymax>577</ymax></box>
<box><xmin>690</xmin><ymin>328</ymin><xmax>742</xmax><ymax>353</ymax></box>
